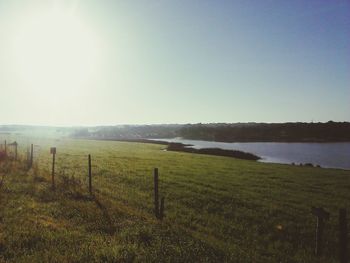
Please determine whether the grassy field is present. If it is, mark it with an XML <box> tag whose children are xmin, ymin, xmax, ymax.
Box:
<box><xmin>0</xmin><ymin>137</ymin><xmax>349</xmax><ymax>262</ymax></box>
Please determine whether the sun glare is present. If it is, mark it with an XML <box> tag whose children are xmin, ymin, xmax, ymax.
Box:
<box><xmin>13</xmin><ymin>7</ymin><xmax>100</xmax><ymax>103</ymax></box>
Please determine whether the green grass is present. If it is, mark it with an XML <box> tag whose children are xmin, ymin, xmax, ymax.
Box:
<box><xmin>0</xmin><ymin>137</ymin><xmax>349</xmax><ymax>262</ymax></box>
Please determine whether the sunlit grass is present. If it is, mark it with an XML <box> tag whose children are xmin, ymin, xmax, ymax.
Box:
<box><xmin>0</xmin><ymin>137</ymin><xmax>349</xmax><ymax>262</ymax></box>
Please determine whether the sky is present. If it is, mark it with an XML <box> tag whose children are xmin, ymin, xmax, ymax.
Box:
<box><xmin>0</xmin><ymin>0</ymin><xmax>349</xmax><ymax>126</ymax></box>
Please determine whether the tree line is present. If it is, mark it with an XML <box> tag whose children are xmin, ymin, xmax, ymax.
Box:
<box><xmin>70</xmin><ymin>121</ymin><xmax>350</xmax><ymax>142</ymax></box>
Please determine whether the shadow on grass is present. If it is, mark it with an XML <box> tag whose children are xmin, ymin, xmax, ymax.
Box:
<box><xmin>92</xmin><ymin>194</ymin><xmax>116</xmax><ymax>235</ymax></box>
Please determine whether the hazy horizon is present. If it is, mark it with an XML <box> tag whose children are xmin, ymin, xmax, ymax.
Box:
<box><xmin>1</xmin><ymin>0</ymin><xmax>349</xmax><ymax>126</ymax></box>
<box><xmin>1</xmin><ymin>120</ymin><xmax>349</xmax><ymax>129</ymax></box>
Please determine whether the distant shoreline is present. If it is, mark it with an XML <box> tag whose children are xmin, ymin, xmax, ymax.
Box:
<box><xmin>83</xmin><ymin>138</ymin><xmax>261</xmax><ymax>161</ymax></box>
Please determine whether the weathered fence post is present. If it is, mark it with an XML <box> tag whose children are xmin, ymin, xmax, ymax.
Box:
<box><xmin>88</xmin><ymin>154</ymin><xmax>92</xmax><ymax>194</ymax></box>
<box><xmin>339</xmin><ymin>209</ymin><xmax>348</xmax><ymax>263</ymax></box>
<box><xmin>50</xmin><ymin>147</ymin><xmax>56</xmax><ymax>189</ymax></box>
<box><xmin>153</xmin><ymin>168</ymin><xmax>165</xmax><ymax>220</ymax></box>
<box><xmin>154</xmin><ymin>168</ymin><xmax>159</xmax><ymax>219</ymax></box>
<box><xmin>311</xmin><ymin>207</ymin><xmax>330</xmax><ymax>257</ymax></box>
<box><xmin>4</xmin><ymin>140</ymin><xmax>6</xmax><ymax>156</ymax></box>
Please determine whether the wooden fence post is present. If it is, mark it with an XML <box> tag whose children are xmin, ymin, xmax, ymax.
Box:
<box><xmin>153</xmin><ymin>168</ymin><xmax>165</xmax><ymax>220</ymax></box>
<box><xmin>88</xmin><ymin>154</ymin><xmax>92</xmax><ymax>194</ymax></box>
<box><xmin>154</xmin><ymin>168</ymin><xmax>159</xmax><ymax>219</ymax></box>
<box><xmin>4</xmin><ymin>140</ymin><xmax>6</xmax><ymax>156</ymax></box>
<box><xmin>50</xmin><ymin>147</ymin><xmax>56</xmax><ymax>189</ymax></box>
<box><xmin>311</xmin><ymin>207</ymin><xmax>330</xmax><ymax>257</ymax></box>
<box><xmin>339</xmin><ymin>209</ymin><xmax>348</xmax><ymax>263</ymax></box>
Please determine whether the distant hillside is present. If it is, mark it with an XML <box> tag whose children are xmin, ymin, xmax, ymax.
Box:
<box><xmin>70</xmin><ymin>121</ymin><xmax>350</xmax><ymax>142</ymax></box>
<box><xmin>71</xmin><ymin>124</ymin><xmax>182</xmax><ymax>140</ymax></box>
<box><xmin>178</xmin><ymin>122</ymin><xmax>350</xmax><ymax>142</ymax></box>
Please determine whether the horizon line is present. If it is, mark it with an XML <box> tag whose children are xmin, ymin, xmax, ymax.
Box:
<box><xmin>0</xmin><ymin>120</ymin><xmax>349</xmax><ymax>128</ymax></box>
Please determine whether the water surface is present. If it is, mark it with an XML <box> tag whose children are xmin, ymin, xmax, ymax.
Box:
<box><xmin>154</xmin><ymin>138</ymin><xmax>350</xmax><ymax>170</ymax></box>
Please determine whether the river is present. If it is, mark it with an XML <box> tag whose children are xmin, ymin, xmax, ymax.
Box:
<box><xmin>153</xmin><ymin>138</ymin><xmax>350</xmax><ymax>170</ymax></box>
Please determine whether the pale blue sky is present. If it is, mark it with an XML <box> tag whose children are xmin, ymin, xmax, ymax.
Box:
<box><xmin>0</xmin><ymin>0</ymin><xmax>349</xmax><ymax>125</ymax></box>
